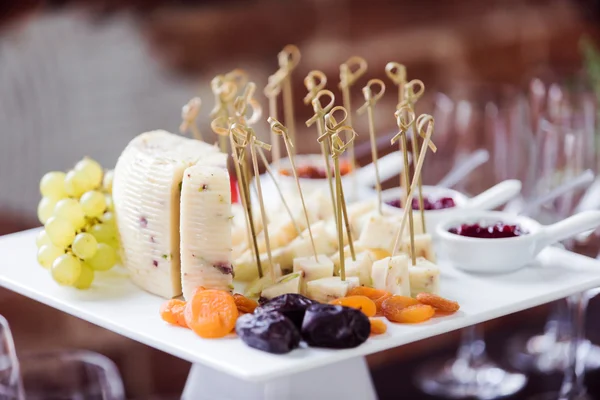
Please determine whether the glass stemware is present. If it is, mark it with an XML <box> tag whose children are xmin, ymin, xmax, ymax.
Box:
<box><xmin>0</xmin><ymin>315</ymin><xmax>24</xmax><ymax>400</ymax></box>
<box><xmin>414</xmin><ymin>84</ymin><xmax>530</xmax><ymax>399</ymax></box>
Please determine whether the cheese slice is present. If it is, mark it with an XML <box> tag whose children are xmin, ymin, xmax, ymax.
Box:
<box><xmin>180</xmin><ymin>165</ymin><xmax>233</xmax><ymax>300</ymax></box>
<box><xmin>113</xmin><ymin>130</ymin><xmax>224</xmax><ymax>298</ymax></box>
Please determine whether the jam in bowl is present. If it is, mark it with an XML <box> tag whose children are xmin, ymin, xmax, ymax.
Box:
<box><xmin>448</xmin><ymin>222</ymin><xmax>527</xmax><ymax>239</ymax></box>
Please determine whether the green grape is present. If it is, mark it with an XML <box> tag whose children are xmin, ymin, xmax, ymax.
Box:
<box><xmin>51</xmin><ymin>254</ymin><xmax>82</xmax><ymax>285</ymax></box>
<box><xmin>74</xmin><ymin>264</ymin><xmax>95</xmax><ymax>289</ymax></box>
<box><xmin>72</xmin><ymin>233</ymin><xmax>98</xmax><ymax>260</ymax></box>
<box><xmin>40</xmin><ymin>171</ymin><xmax>67</xmax><ymax>199</ymax></box>
<box><xmin>45</xmin><ymin>216</ymin><xmax>76</xmax><ymax>248</ymax></box>
<box><xmin>54</xmin><ymin>198</ymin><xmax>86</xmax><ymax>230</ymax></box>
<box><xmin>103</xmin><ymin>170</ymin><xmax>114</xmax><ymax>194</ymax></box>
<box><xmin>88</xmin><ymin>243</ymin><xmax>116</xmax><ymax>271</ymax></box>
<box><xmin>80</xmin><ymin>190</ymin><xmax>106</xmax><ymax>218</ymax></box>
<box><xmin>36</xmin><ymin>229</ymin><xmax>52</xmax><ymax>248</ymax></box>
<box><xmin>37</xmin><ymin>244</ymin><xmax>64</xmax><ymax>269</ymax></box>
<box><xmin>37</xmin><ymin>197</ymin><xmax>57</xmax><ymax>224</ymax></box>
<box><xmin>75</xmin><ymin>157</ymin><xmax>103</xmax><ymax>189</ymax></box>
<box><xmin>64</xmin><ymin>169</ymin><xmax>92</xmax><ymax>198</ymax></box>
<box><xmin>89</xmin><ymin>223</ymin><xmax>114</xmax><ymax>244</ymax></box>
<box><xmin>100</xmin><ymin>211</ymin><xmax>115</xmax><ymax>226</ymax></box>
<box><xmin>105</xmin><ymin>195</ymin><xmax>114</xmax><ymax>211</ymax></box>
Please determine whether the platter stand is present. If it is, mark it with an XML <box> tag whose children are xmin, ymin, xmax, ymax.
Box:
<box><xmin>2</xmin><ymin>229</ymin><xmax>600</xmax><ymax>400</ymax></box>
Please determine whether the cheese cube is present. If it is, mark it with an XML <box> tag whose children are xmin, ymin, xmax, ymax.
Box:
<box><xmin>282</xmin><ymin>221</ymin><xmax>338</xmax><ymax>268</ymax></box>
<box><xmin>358</xmin><ymin>213</ymin><xmax>400</xmax><ymax>253</ymax></box>
<box><xmin>293</xmin><ymin>255</ymin><xmax>334</xmax><ymax>282</ymax></box>
<box><xmin>261</xmin><ymin>272</ymin><xmax>304</xmax><ymax>300</ymax></box>
<box><xmin>370</xmin><ymin>255</ymin><xmax>411</xmax><ymax>296</ymax></box>
<box><xmin>233</xmin><ymin>248</ymin><xmax>285</xmax><ymax>282</ymax></box>
<box><xmin>401</xmin><ymin>233</ymin><xmax>436</xmax><ymax>263</ymax></box>
<box><xmin>305</xmin><ymin>276</ymin><xmax>360</xmax><ymax>303</ymax></box>
<box><xmin>409</xmin><ymin>257</ymin><xmax>440</xmax><ymax>297</ymax></box>
<box><xmin>342</xmin><ymin>252</ymin><xmax>374</xmax><ymax>286</ymax></box>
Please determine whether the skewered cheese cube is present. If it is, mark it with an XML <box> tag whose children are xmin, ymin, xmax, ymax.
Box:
<box><xmin>340</xmin><ymin>251</ymin><xmax>374</xmax><ymax>286</ymax></box>
<box><xmin>233</xmin><ymin>247</ymin><xmax>285</xmax><ymax>282</ymax></box>
<box><xmin>347</xmin><ymin>200</ymin><xmax>376</xmax><ymax>237</ymax></box>
<box><xmin>401</xmin><ymin>233</ymin><xmax>436</xmax><ymax>263</ymax></box>
<box><xmin>282</xmin><ymin>221</ymin><xmax>338</xmax><ymax>270</ymax></box>
<box><xmin>331</xmin><ymin>244</ymin><xmax>390</xmax><ymax>273</ymax></box>
<box><xmin>305</xmin><ymin>276</ymin><xmax>360</xmax><ymax>303</ymax></box>
<box><xmin>293</xmin><ymin>255</ymin><xmax>334</xmax><ymax>282</ymax></box>
<box><xmin>370</xmin><ymin>255</ymin><xmax>410</xmax><ymax>296</ymax></box>
<box><xmin>261</xmin><ymin>272</ymin><xmax>304</xmax><ymax>300</ymax></box>
<box><xmin>409</xmin><ymin>257</ymin><xmax>440</xmax><ymax>297</ymax></box>
<box><xmin>358</xmin><ymin>213</ymin><xmax>400</xmax><ymax>253</ymax></box>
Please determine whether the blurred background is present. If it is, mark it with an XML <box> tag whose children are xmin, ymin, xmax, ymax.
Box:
<box><xmin>2</xmin><ymin>0</ymin><xmax>600</xmax><ymax>398</ymax></box>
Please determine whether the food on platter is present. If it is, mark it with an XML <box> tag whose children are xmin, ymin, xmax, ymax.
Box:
<box><xmin>301</xmin><ymin>304</ymin><xmax>370</xmax><ymax>349</ymax></box>
<box><xmin>279</xmin><ymin>160</ymin><xmax>352</xmax><ymax>179</ymax></box>
<box><xmin>236</xmin><ymin>311</ymin><xmax>302</xmax><ymax>354</ymax></box>
<box><xmin>254</xmin><ymin>293</ymin><xmax>317</xmax><ymax>329</ymax></box>
<box><xmin>448</xmin><ymin>222</ymin><xmax>527</xmax><ymax>238</ymax></box>
<box><xmin>416</xmin><ymin>293</ymin><xmax>460</xmax><ymax>313</ymax></box>
<box><xmin>112</xmin><ymin>130</ymin><xmax>227</xmax><ymax>298</ymax></box>
<box><xmin>387</xmin><ymin>196</ymin><xmax>456</xmax><ymax>211</ymax></box>
<box><xmin>260</xmin><ymin>272</ymin><xmax>304</xmax><ymax>300</ymax></box>
<box><xmin>408</xmin><ymin>257</ymin><xmax>441</xmax><ymax>297</ymax></box>
<box><xmin>184</xmin><ymin>289</ymin><xmax>238</xmax><ymax>338</ymax></box>
<box><xmin>369</xmin><ymin>318</ymin><xmax>388</xmax><ymax>335</ymax></box>
<box><xmin>370</xmin><ymin>255</ymin><xmax>410</xmax><ymax>296</ymax></box>
<box><xmin>36</xmin><ymin>157</ymin><xmax>119</xmax><ymax>288</ymax></box>
<box><xmin>329</xmin><ymin>295</ymin><xmax>377</xmax><ymax>317</ymax></box>
<box><xmin>305</xmin><ymin>276</ymin><xmax>360</xmax><ymax>303</ymax></box>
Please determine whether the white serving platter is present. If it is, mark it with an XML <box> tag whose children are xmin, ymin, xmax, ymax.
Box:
<box><xmin>1</xmin><ymin>228</ymin><xmax>600</xmax><ymax>383</ymax></box>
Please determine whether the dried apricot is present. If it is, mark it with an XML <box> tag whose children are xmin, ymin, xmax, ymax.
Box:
<box><xmin>234</xmin><ymin>294</ymin><xmax>258</xmax><ymax>314</ymax></box>
<box><xmin>416</xmin><ymin>293</ymin><xmax>460</xmax><ymax>313</ymax></box>
<box><xmin>330</xmin><ymin>296</ymin><xmax>376</xmax><ymax>317</ymax></box>
<box><xmin>347</xmin><ymin>287</ymin><xmax>392</xmax><ymax>314</ymax></box>
<box><xmin>190</xmin><ymin>286</ymin><xmax>206</xmax><ymax>298</ymax></box>
<box><xmin>184</xmin><ymin>289</ymin><xmax>239</xmax><ymax>338</ymax></box>
<box><xmin>386</xmin><ymin>304</ymin><xmax>435</xmax><ymax>324</ymax></box>
<box><xmin>374</xmin><ymin>293</ymin><xmax>392</xmax><ymax>315</ymax></box>
<box><xmin>381</xmin><ymin>296</ymin><xmax>420</xmax><ymax>321</ymax></box>
<box><xmin>369</xmin><ymin>318</ymin><xmax>387</xmax><ymax>335</ymax></box>
<box><xmin>160</xmin><ymin>299</ymin><xmax>188</xmax><ymax>328</ymax></box>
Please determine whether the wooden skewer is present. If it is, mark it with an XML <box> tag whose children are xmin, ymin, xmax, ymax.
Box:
<box><xmin>405</xmin><ymin>79</ymin><xmax>427</xmax><ymax>233</ymax></box>
<box><xmin>306</xmin><ymin>90</ymin><xmax>337</xmax><ymax>216</ymax></box>
<box><xmin>278</xmin><ymin>45</ymin><xmax>301</xmax><ymax>157</ymax></box>
<box><xmin>264</xmin><ymin>72</ymin><xmax>283</xmax><ymax>169</ymax></box>
<box><xmin>269</xmin><ymin>117</ymin><xmax>318</xmax><ymax>260</ymax></box>
<box><xmin>385</xmin><ymin>62</ymin><xmax>409</xmax><ymax>197</ymax></box>
<box><xmin>391</xmin><ymin>102</ymin><xmax>417</xmax><ymax>265</ymax></box>
<box><xmin>303</xmin><ymin>71</ymin><xmax>327</xmax><ymax>106</ymax></box>
<box><xmin>339</xmin><ymin>56</ymin><xmax>367</xmax><ymax>177</ymax></box>
<box><xmin>357</xmin><ymin>79</ymin><xmax>386</xmax><ymax>215</ymax></box>
<box><xmin>210</xmin><ymin>76</ymin><xmax>237</xmax><ymax>153</ymax></box>
<box><xmin>179</xmin><ymin>97</ymin><xmax>203</xmax><ymax>141</ymax></box>
<box><xmin>392</xmin><ymin>114</ymin><xmax>437</xmax><ymax>260</ymax></box>
<box><xmin>321</xmin><ymin>107</ymin><xmax>356</xmax><ymax>263</ymax></box>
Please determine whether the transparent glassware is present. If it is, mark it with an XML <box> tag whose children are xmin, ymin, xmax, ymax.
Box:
<box><xmin>414</xmin><ymin>84</ymin><xmax>531</xmax><ymax>399</ymax></box>
<box><xmin>0</xmin><ymin>315</ymin><xmax>24</xmax><ymax>400</ymax></box>
<box><xmin>19</xmin><ymin>349</ymin><xmax>126</xmax><ymax>400</ymax></box>
<box><xmin>505</xmin><ymin>79</ymin><xmax>600</xmax><ymax>377</ymax></box>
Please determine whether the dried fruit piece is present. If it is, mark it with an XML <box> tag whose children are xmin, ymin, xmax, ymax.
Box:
<box><xmin>236</xmin><ymin>311</ymin><xmax>301</xmax><ymax>354</ymax></box>
<box><xmin>416</xmin><ymin>293</ymin><xmax>460</xmax><ymax>313</ymax></box>
<box><xmin>369</xmin><ymin>318</ymin><xmax>387</xmax><ymax>335</ymax></box>
<box><xmin>374</xmin><ymin>293</ymin><xmax>392</xmax><ymax>315</ymax></box>
<box><xmin>329</xmin><ymin>296</ymin><xmax>376</xmax><ymax>317</ymax></box>
<box><xmin>347</xmin><ymin>287</ymin><xmax>392</xmax><ymax>314</ymax></box>
<box><xmin>184</xmin><ymin>289</ymin><xmax>238</xmax><ymax>338</ymax></box>
<box><xmin>301</xmin><ymin>304</ymin><xmax>370</xmax><ymax>349</ymax></box>
<box><xmin>190</xmin><ymin>286</ymin><xmax>206</xmax><ymax>298</ymax></box>
<box><xmin>386</xmin><ymin>304</ymin><xmax>435</xmax><ymax>323</ymax></box>
<box><xmin>382</xmin><ymin>296</ymin><xmax>421</xmax><ymax>322</ymax></box>
<box><xmin>160</xmin><ymin>299</ymin><xmax>188</xmax><ymax>328</ymax></box>
<box><xmin>255</xmin><ymin>294</ymin><xmax>318</xmax><ymax>330</ymax></box>
<box><xmin>234</xmin><ymin>294</ymin><xmax>258</xmax><ymax>314</ymax></box>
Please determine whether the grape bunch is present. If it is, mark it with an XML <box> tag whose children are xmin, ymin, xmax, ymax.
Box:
<box><xmin>36</xmin><ymin>157</ymin><xmax>119</xmax><ymax>289</ymax></box>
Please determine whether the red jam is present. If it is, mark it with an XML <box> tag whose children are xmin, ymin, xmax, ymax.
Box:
<box><xmin>387</xmin><ymin>196</ymin><xmax>456</xmax><ymax>211</ymax></box>
<box><xmin>280</xmin><ymin>161</ymin><xmax>352</xmax><ymax>180</ymax></box>
<box><xmin>448</xmin><ymin>222</ymin><xmax>527</xmax><ymax>238</ymax></box>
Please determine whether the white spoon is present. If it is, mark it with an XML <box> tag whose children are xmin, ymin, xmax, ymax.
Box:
<box><xmin>437</xmin><ymin>149</ymin><xmax>490</xmax><ymax>189</ymax></box>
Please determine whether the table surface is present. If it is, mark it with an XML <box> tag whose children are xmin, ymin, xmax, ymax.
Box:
<box><xmin>2</xmin><ymin>228</ymin><xmax>600</xmax><ymax>382</ymax></box>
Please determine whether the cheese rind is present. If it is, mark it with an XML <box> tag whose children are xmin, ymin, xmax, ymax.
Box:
<box><xmin>113</xmin><ymin>130</ymin><xmax>223</xmax><ymax>298</ymax></box>
<box><xmin>180</xmin><ymin>165</ymin><xmax>233</xmax><ymax>300</ymax></box>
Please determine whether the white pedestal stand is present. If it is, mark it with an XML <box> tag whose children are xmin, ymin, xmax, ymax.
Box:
<box><xmin>182</xmin><ymin>356</ymin><xmax>377</xmax><ymax>400</ymax></box>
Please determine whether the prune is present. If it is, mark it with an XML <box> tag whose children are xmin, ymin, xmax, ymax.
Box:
<box><xmin>301</xmin><ymin>304</ymin><xmax>370</xmax><ymax>349</ymax></box>
<box><xmin>236</xmin><ymin>312</ymin><xmax>301</xmax><ymax>354</ymax></box>
<box><xmin>448</xmin><ymin>222</ymin><xmax>526</xmax><ymax>238</ymax></box>
<box><xmin>255</xmin><ymin>294</ymin><xmax>318</xmax><ymax>329</ymax></box>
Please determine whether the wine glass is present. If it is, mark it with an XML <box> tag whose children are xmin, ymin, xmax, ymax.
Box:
<box><xmin>414</xmin><ymin>84</ymin><xmax>531</xmax><ymax>399</ymax></box>
<box><xmin>19</xmin><ymin>349</ymin><xmax>126</xmax><ymax>400</ymax></box>
<box><xmin>0</xmin><ymin>315</ymin><xmax>24</xmax><ymax>400</ymax></box>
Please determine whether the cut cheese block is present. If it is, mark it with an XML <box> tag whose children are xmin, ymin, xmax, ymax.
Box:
<box><xmin>305</xmin><ymin>276</ymin><xmax>360</xmax><ymax>303</ymax></box>
<box><xmin>401</xmin><ymin>233</ymin><xmax>436</xmax><ymax>263</ymax></box>
<box><xmin>113</xmin><ymin>130</ymin><xmax>225</xmax><ymax>298</ymax></box>
<box><xmin>180</xmin><ymin>165</ymin><xmax>233</xmax><ymax>300</ymax></box>
<box><xmin>370</xmin><ymin>255</ymin><xmax>410</xmax><ymax>296</ymax></box>
<box><xmin>409</xmin><ymin>257</ymin><xmax>440</xmax><ymax>297</ymax></box>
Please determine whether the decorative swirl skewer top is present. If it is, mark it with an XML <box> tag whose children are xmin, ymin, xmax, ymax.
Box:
<box><xmin>268</xmin><ymin>117</ymin><xmax>291</xmax><ymax>145</ymax></box>
<box><xmin>306</xmin><ymin>90</ymin><xmax>335</xmax><ymax>127</ymax></box>
<box><xmin>209</xmin><ymin>77</ymin><xmax>237</xmax><ymax>119</ymax></box>
<box><xmin>224</xmin><ymin>69</ymin><xmax>248</xmax><ymax>92</ymax></box>
<box><xmin>391</xmin><ymin>101</ymin><xmax>416</xmax><ymax>145</ymax></box>
<box><xmin>278</xmin><ymin>44</ymin><xmax>301</xmax><ymax>72</ymax></box>
<box><xmin>357</xmin><ymin>79</ymin><xmax>386</xmax><ymax>115</ymax></box>
<box><xmin>229</xmin><ymin>123</ymin><xmax>272</xmax><ymax>152</ymax></box>
<box><xmin>303</xmin><ymin>70</ymin><xmax>327</xmax><ymax>105</ymax></box>
<box><xmin>322</xmin><ymin>107</ymin><xmax>356</xmax><ymax>159</ymax></box>
<box><xmin>179</xmin><ymin>97</ymin><xmax>202</xmax><ymax>139</ymax></box>
<box><xmin>405</xmin><ymin>79</ymin><xmax>425</xmax><ymax>104</ymax></box>
<box><xmin>385</xmin><ymin>62</ymin><xmax>407</xmax><ymax>86</ymax></box>
<box><xmin>264</xmin><ymin>69</ymin><xmax>285</xmax><ymax>98</ymax></box>
<box><xmin>416</xmin><ymin>114</ymin><xmax>437</xmax><ymax>152</ymax></box>
<box><xmin>339</xmin><ymin>56</ymin><xmax>368</xmax><ymax>90</ymax></box>
<box><xmin>233</xmin><ymin>82</ymin><xmax>263</xmax><ymax>126</ymax></box>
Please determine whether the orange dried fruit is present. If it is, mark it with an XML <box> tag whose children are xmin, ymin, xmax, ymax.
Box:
<box><xmin>369</xmin><ymin>318</ymin><xmax>387</xmax><ymax>335</ymax></box>
<box><xmin>190</xmin><ymin>286</ymin><xmax>206</xmax><ymax>298</ymax></box>
<box><xmin>330</xmin><ymin>296</ymin><xmax>376</xmax><ymax>317</ymax></box>
<box><xmin>386</xmin><ymin>304</ymin><xmax>435</xmax><ymax>324</ymax></box>
<box><xmin>184</xmin><ymin>289</ymin><xmax>239</xmax><ymax>338</ymax></box>
<box><xmin>381</xmin><ymin>296</ymin><xmax>420</xmax><ymax>321</ymax></box>
<box><xmin>160</xmin><ymin>299</ymin><xmax>188</xmax><ymax>328</ymax></box>
<box><xmin>233</xmin><ymin>294</ymin><xmax>258</xmax><ymax>314</ymax></box>
<box><xmin>416</xmin><ymin>293</ymin><xmax>460</xmax><ymax>313</ymax></box>
<box><xmin>348</xmin><ymin>287</ymin><xmax>392</xmax><ymax>315</ymax></box>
